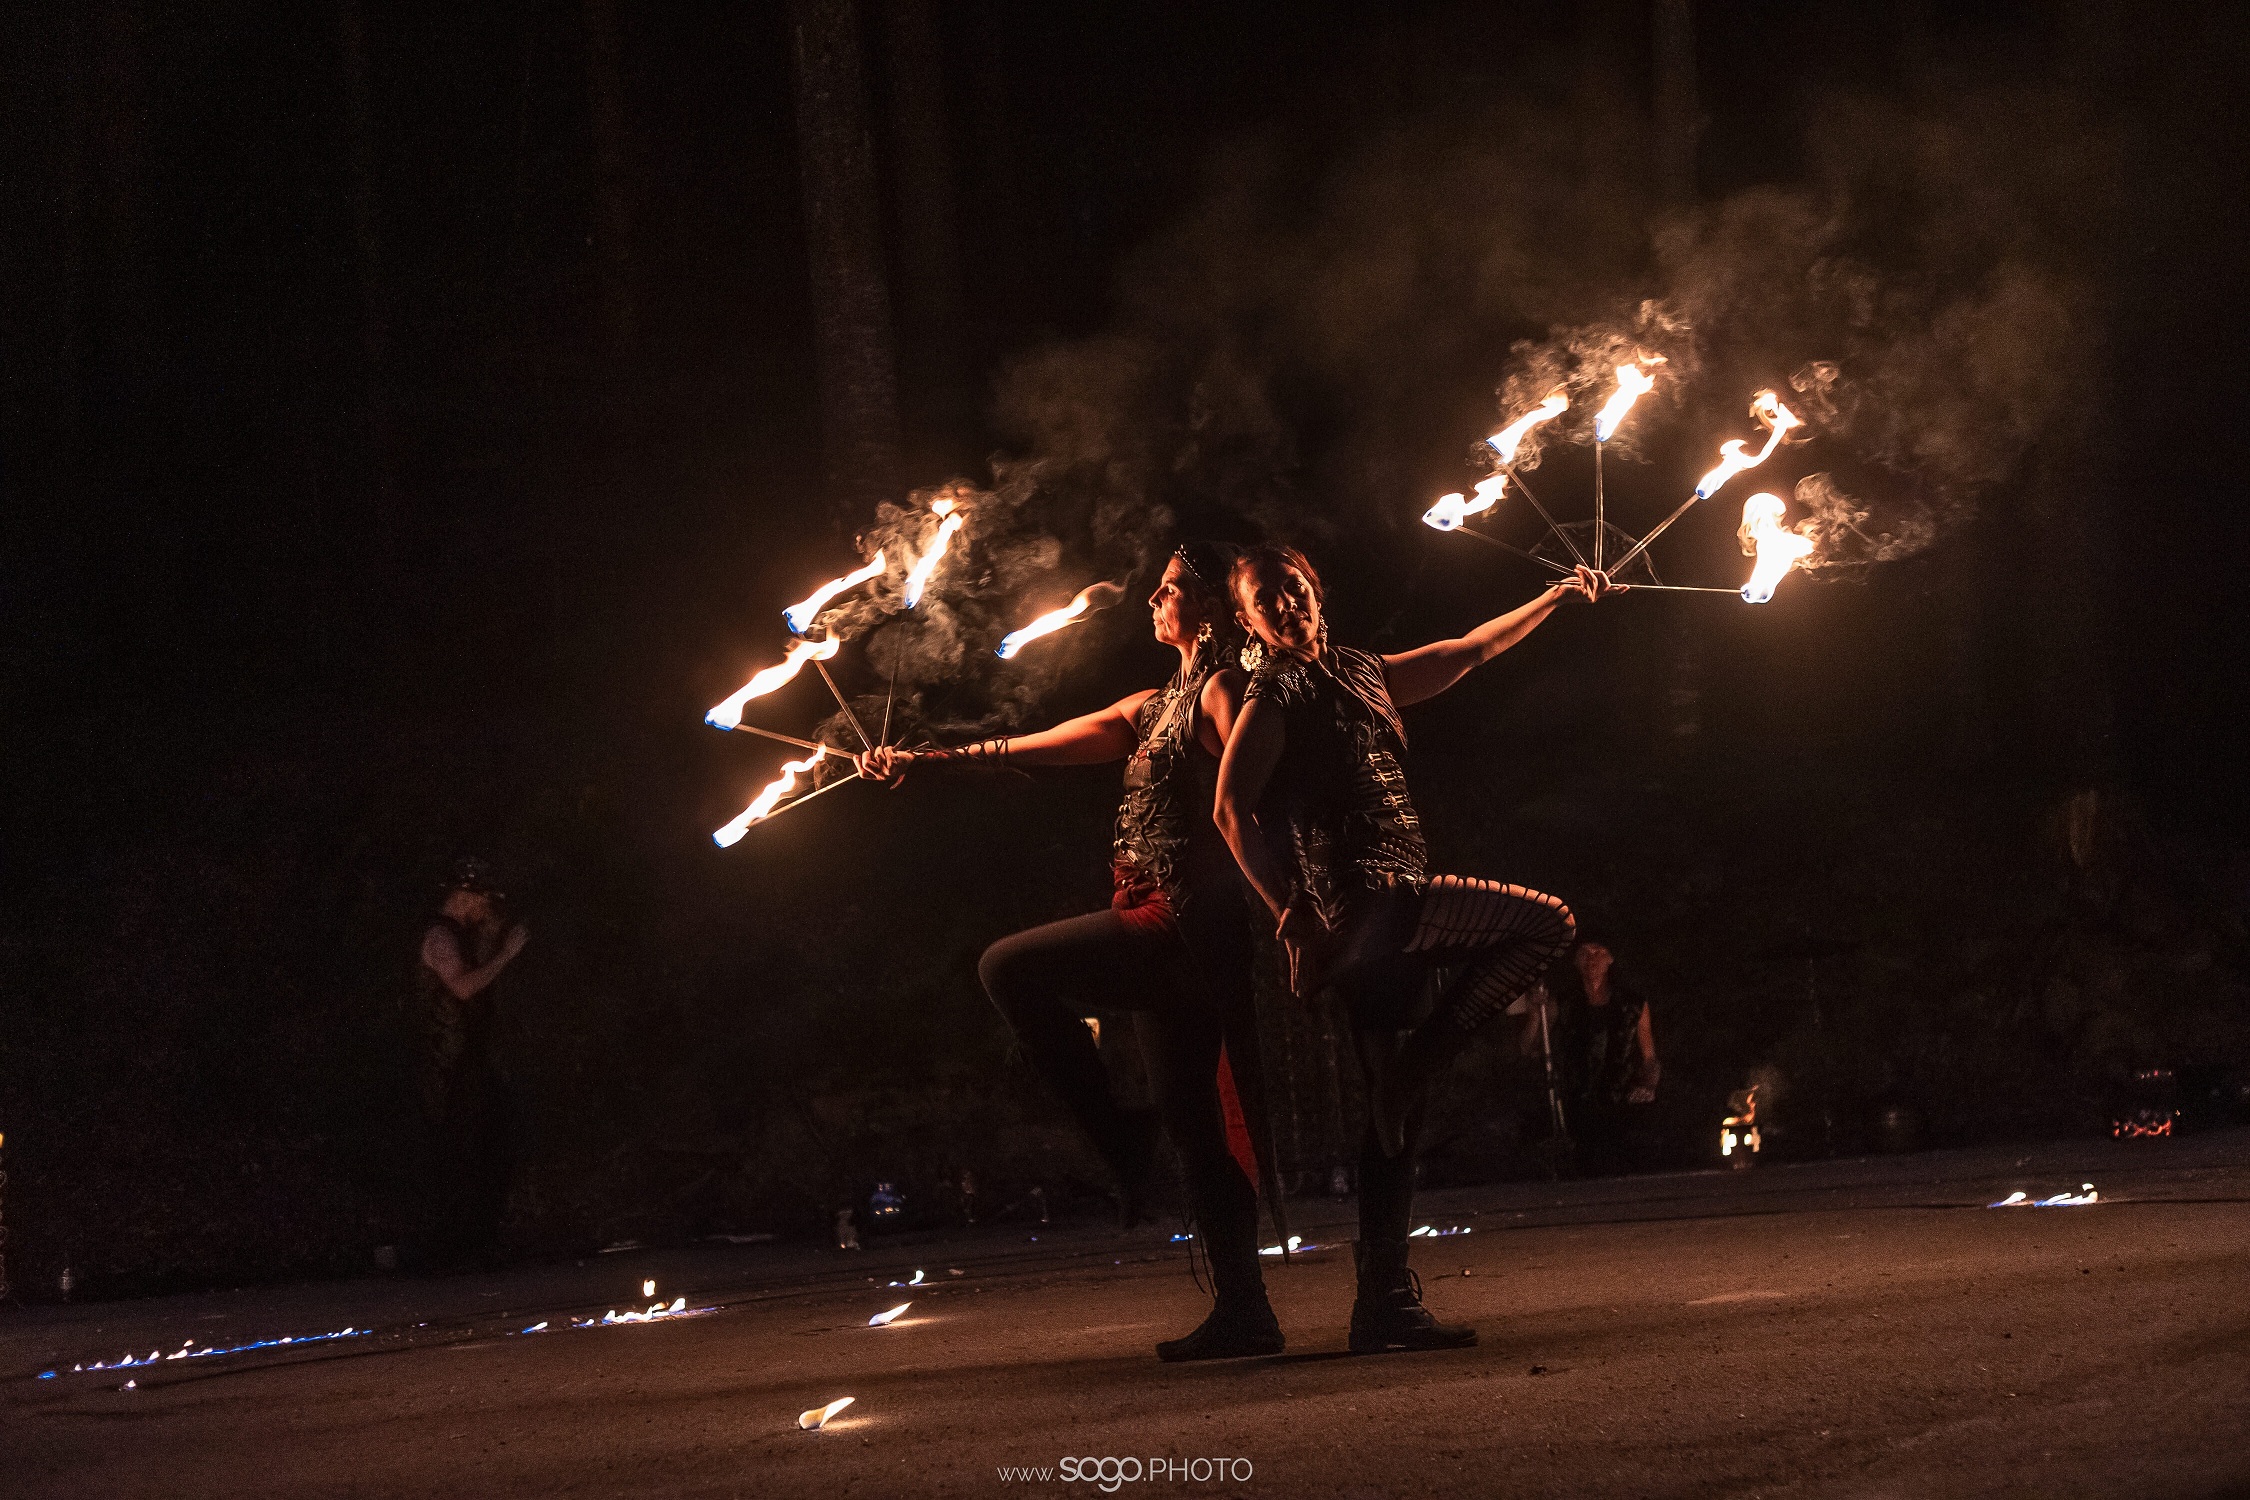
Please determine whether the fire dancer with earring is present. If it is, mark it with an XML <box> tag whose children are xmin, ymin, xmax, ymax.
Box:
<box><xmin>857</xmin><ymin>541</ymin><xmax>1286</xmax><ymax>1361</ymax></box>
<box><xmin>1214</xmin><ymin>545</ymin><xmax>1606</xmax><ymax>1352</ymax></box>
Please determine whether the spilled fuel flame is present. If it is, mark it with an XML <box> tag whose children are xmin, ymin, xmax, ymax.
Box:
<box><xmin>799</xmin><ymin>1396</ymin><xmax>856</xmax><ymax>1430</ymax></box>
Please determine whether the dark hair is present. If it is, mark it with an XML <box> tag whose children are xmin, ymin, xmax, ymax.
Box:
<box><xmin>1169</xmin><ymin>540</ymin><xmax>1242</xmax><ymax>611</ymax></box>
<box><xmin>1228</xmin><ymin>543</ymin><xmax>1325</xmax><ymax>609</ymax></box>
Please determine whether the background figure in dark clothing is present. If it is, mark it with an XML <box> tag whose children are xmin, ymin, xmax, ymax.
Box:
<box><xmin>413</xmin><ymin>858</ymin><xmax>529</xmax><ymax>1269</ymax></box>
<box><xmin>1518</xmin><ymin>939</ymin><xmax>1660</xmax><ymax>1174</ymax></box>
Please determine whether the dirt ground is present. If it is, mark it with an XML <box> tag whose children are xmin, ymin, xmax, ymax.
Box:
<box><xmin>8</xmin><ymin>1132</ymin><xmax>2249</xmax><ymax>1499</ymax></box>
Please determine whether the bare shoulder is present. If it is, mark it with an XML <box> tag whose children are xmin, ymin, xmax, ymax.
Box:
<box><xmin>420</xmin><ymin>924</ymin><xmax>463</xmax><ymax>970</ymax></box>
<box><xmin>1201</xmin><ymin>666</ymin><xmax>1246</xmax><ymax>708</ymax></box>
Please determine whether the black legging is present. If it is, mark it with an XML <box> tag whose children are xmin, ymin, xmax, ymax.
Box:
<box><xmin>978</xmin><ymin>900</ymin><xmax>1264</xmax><ymax>1299</ymax></box>
<box><xmin>1333</xmin><ymin>876</ymin><xmax>1576</xmax><ymax>1245</ymax></box>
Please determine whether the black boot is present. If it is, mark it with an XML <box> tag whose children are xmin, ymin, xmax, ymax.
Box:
<box><xmin>1157</xmin><ymin>1291</ymin><xmax>1284</xmax><ymax>1361</ymax></box>
<box><xmin>1349</xmin><ymin>1240</ymin><xmax>1476</xmax><ymax>1354</ymax></box>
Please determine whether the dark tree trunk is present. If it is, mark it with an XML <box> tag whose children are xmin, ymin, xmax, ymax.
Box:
<box><xmin>1650</xmin><ymin>0</ymin><xmax>1704</xmax><ymax>745</ymax></box>
<box><xmin>581</xmin><ymin>0</ymin><xmax>636</xmax><ymax>370</ymax></box>
<box><xmin>878</xmin><ymin>0</ymin><xmax>968</xmax><ymax>472</ymax></box>
<box><xmin>334</xmin><ymin>0</ymin><xmax>399</xmax><ymax>574</ymax></box>
<box><xmin>791</xmin><ymin>0</ymin><xmax>903</xmax><ymax>514</ymax></box>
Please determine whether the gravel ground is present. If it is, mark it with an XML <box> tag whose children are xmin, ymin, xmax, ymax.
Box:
<box><xmin>7</xmin><ymin>1131</ymin><xmax>2248</xmax><ymax>1498</ymax></box>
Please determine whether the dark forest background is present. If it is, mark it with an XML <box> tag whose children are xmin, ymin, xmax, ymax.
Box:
<box><xmin>3</xmin><ymin>0</ymin><xmax>2247</xmax><ymax>1299</ymax></box>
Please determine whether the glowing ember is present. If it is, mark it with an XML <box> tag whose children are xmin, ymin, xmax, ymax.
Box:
<box><xmin>901</xmin><ymin>508</ymin><xmax>965</xmax><ymax>610</ymax></box>
<box><xmin>1737</xmin><ymin>493</ymin><xmax>1815</xmax><ymax>603</ymax></box>
<box><xmin>1693</xmin><ymin>391</ymin><xmax>1803</xmax><ymax>499</ymax></box>
<box><xmin>713</xmin><ymin>748</ymin><xmax>827</xmax><ymax>847</ymax></box>
<box><xmin>783</xmin><ymin>552</ymin><xmax>887</xmax><ymax>635</ymax></box>
<box><xmin>995</xmin><ymin>582</ymin><xmax>1123</xmax><ymax>660</ymax></box>
<box><xmin>868</xmin><ymin>1301</ymin><xmax>912</xmax><ymax>1327</ymax></box>
<box><xmin>706</xmin><ymin>636</ymin><xmax>842</xmax><ymax>730</ymax></box>
<box><xmin>1487</xmin><ymin>391</ymin><xmax>1569</xmax><ymax>466</ymax></box>
<box><xmin>1593</xmin><ymin>360</ymin><xmax>1662</xmax><ymax>442</ymax></box>
<box><xmin>1989</xmin><ymin>1184</ymin><xmax>2099</xmax><ymax>1208</ymax></box>
<box><xmin>1422</xmin><ymin>474</ymin><xmax>1509</xmax><ymax>532</ymax></box>
<box><xmin>799</xmin><ymin>1396</ymin><xmax>856</xmax><ymax>1430</ymax></box>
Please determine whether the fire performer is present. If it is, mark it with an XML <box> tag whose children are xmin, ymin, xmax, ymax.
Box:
<box><xmin>1214</xmin><ymin>545</ymin><xmax>1605</xmax><ymax>1352</ymax></box>
<box><xmin>856</xmin><ymin>542</ymin><xmax>1285</xmax><ymax>1361</ymax></box>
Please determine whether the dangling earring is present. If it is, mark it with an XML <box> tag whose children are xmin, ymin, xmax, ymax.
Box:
<box><xmin>1316</xmin><ymin>619</ymin><xmax>1331</xmax><ymax>653</ymax></box>
<box><xmin>1240</xmin><ymin>637</ymin><xmax>1266</xmax><ymax>672</ymax></box>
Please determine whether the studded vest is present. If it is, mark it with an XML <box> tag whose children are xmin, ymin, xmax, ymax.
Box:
<box><xmin>1111</xmin><ymin>663</ymin><xmax>1233</xmax><ymax>912</ymax></box>
<box><xmin>1242</xmin><ymin>644</ymin><xmax>1429</xmax><ymax>925</ymax></box>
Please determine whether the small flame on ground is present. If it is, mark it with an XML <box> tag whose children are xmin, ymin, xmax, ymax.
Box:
<box><xmin>1408</xmin><ymin>1225</ymin><xmax>1472</xmax><ymax>1237</ymax></box>
<box><xmin>1422</xmin><ymin>473</ymin><xmax>1509</xmax><ymax>532</ymax></box>
<box><xmin>714</xmin><ymin>747</ymin><xmax>828</xmax><ymax>847</ymax></box>
<box><xmin>1258</xmin><ymin>1235</ymin><xmax>1313</xmax><ymax>1256</ymax></box>
<box><xmin>706</xmin><ymin>636</ymin><xmax>841</xmax><ymax>730</ymax></box>
<box><xmin>642</xmin><ymin>1280</ymin><xmax>656</xmax><ymax>1298</ymax></box>
<box><xmin>996</xmin><ymin>582</ymin><xmax>1121</xmax><ymax>659</ymax></box>
<box><xmin>1593</xmin><ymin>360</ymin><xmax>1663</xmax><ymax>442</ymax></box>
<box><xmin>51</xmin><ymin>1327</ymin><xmax>366</xmax><ymax>1378</ymax></box>
<box><xmin>575</xmin><ymin>1296</ymin><xmax>700</xmax><ymax>1327</ymax></box>
<box><xmin>1738</xmin><ymin>493</ymin><xmax>1815</xmax><ymax>603</ymax></box>
<box><xmin>1989</xmin><ymin>1184</ymin><xmax>2099</xmax><ymax>1208</ymax></box>
<box><xmin>1487</xmin><ymin>391</ymin><xmax>1569</xmax><ymax>466</ymax></box>
<box><xmin>887</xmin><ymin>1269</ymin><xmax>925</xmax><ymax>1287</ymax></box>
<box><xmin>868</xmin><ymin>1301</ymin><xmax>912</xmax><ymax>1327</ymax></box>
<box><xmin>799</xmin><ymin>1396</ymin><xmax>856</xmax><ymax>1430</ymax></box>
<box><xmin>783</xmin><ymin>553</ymin><xmax>887</xmax><ymax>635</ymax></box>
<box><xmin>901</xmin><ymin>510</ymin><xmax>965</xmax><ymax>610</ymax></box>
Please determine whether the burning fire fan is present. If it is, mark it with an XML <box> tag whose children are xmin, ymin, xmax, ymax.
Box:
<box><xmin>705</xmin><ymin>495</ymin><xmax>1125</xmax><ymax>844</ymax></box>
<box><xmin>1421</xmin><ymin>373</ymin><xmax>1824</xmax><ymax>606</ymax></box>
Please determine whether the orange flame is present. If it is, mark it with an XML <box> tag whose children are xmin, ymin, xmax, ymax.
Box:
<box><xmin>996</xmin><ymin>582</ymin><xmax>1122</xmax><ymax>659</ymax></box>
<box><xmin>901</xmin><ymin>510</ymin><xmax>964</xmax><ymax>610</ymax></box>
<box><xmin>713</xmin><ymin>747</ymin><xmax>827</xmax><ymax>847</ymax></box>
<box><xmin>1485</xmin><ymin>391</ymin><xmax>1569</xmax><ymax>465</ymax></box>
<box><xmin>1422</xmin><ymin>473</ymin><xmax>1508</xmax><ymax>532</ymax></box>
<box><xmin>1593</xmin><ymin>359</ymin><xmax>1663</xmax><ymax>442</ymax></box>
<box><xmin>1737</xmin><ymin>493</ymin><xmax>1814</xmax><ymax>603</ymax></box>
<box><xmin>783</xmin><ymin>552</ymin><xmax>886</xmax><ymax>635</ymax></box>
<box><xmin>706</xmin><ymin>636</ymin><xmax>841</xmax><ymax>730</ymax></box>
<box><xmin>1694</xmin><ymin>391</ymin><xmax>1804</xmax><ymax>499</ymax></box>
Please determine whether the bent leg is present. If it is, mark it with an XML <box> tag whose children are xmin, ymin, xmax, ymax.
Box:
<box><xmin>979</xmin><ymin>909</ymin><xmax>1177</xmax><ymax>1186</ymax></box>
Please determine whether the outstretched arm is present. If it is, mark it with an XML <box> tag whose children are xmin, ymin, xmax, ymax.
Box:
<box><xmin>1380</xmin><ymin>566</ymin><xmax>1606</xmax><ymax>707</ymax></box>
<box><xmin>1212</xmin><ymin>697</ymin><xmax>1294</xmax><ymax>923</ymax></box>
<box><xmin>859</xmin><ymin>689</ymin><xmax>1156</xmax><ymax>781</ymax></box>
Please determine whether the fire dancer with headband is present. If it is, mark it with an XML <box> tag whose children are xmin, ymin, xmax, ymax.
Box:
<box><xmin>856</xmin><ymin>540</ymin><xmax>1285</xmax><ymax>1362</ymax></box>
<box><xmin>1214</xmin><ymin>545</ymin><xmax>1606</xmax><ymax>1352</ymax></box>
